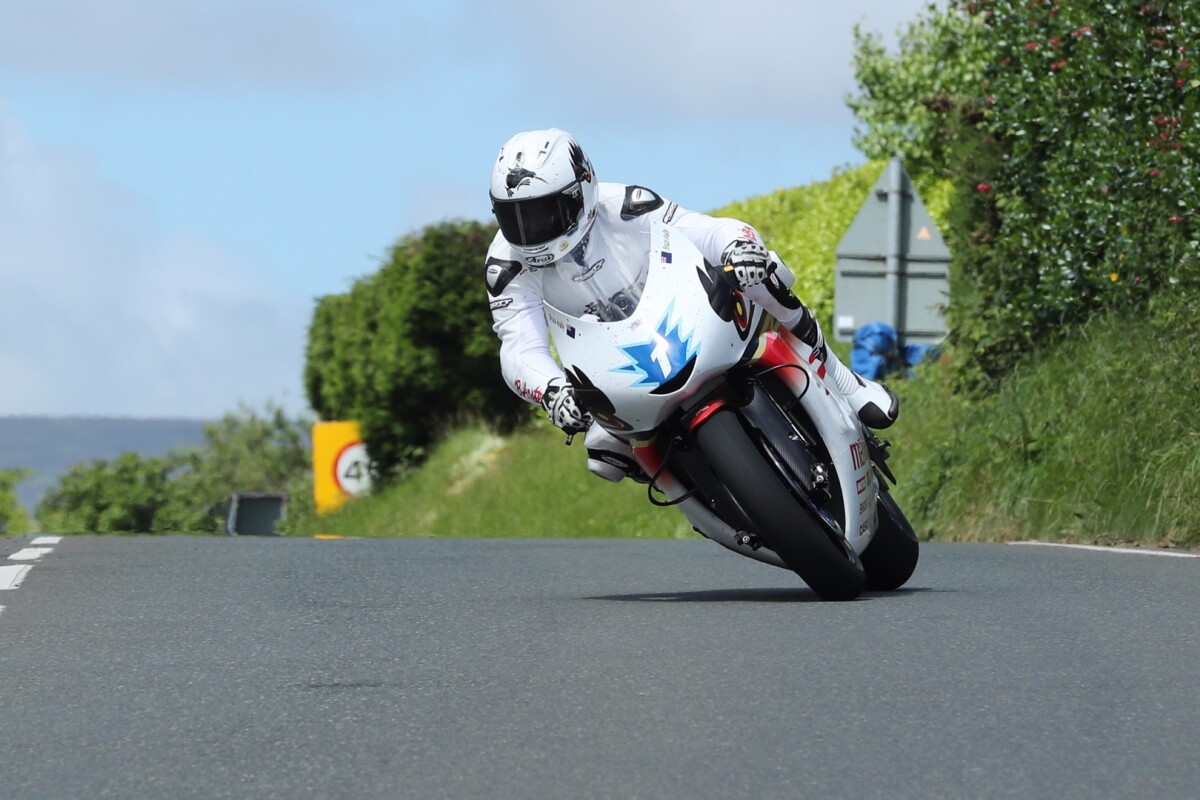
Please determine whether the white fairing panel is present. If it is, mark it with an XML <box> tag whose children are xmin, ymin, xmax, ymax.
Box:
<box><xmin>543</xmin><ymin>223</ymin><xmax>761</xmax><ymax>433</ymax></box>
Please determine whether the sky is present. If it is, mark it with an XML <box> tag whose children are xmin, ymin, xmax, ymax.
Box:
<box><xmin>0</xmin><ymin>0</ymin><xmax>937</xmax><ymax>420</ymax></box>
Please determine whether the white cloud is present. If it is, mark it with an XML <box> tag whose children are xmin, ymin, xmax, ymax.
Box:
<box><xmin>458</xmin><ymin>0</ymin><xmax>933</xmax><ymax>123</ymax></box>
<box><xmin>0</xmin><ymin>0</ymin><xmax>372</xmax><ymax>87</ymax></box>
<box><xmin>0</xmin><ymin>102</ymin><xmax>309</xmax><ymax>418</ymax></box>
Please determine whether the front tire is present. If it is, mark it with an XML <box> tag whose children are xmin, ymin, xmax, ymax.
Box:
<box><xmin>694</xmin><ymin>410</ymin><xmax>865</xmax><ymax>601</ymax></box>
<box><xmin>861</xmin><ymin>488</ymin><xmax>920</xmax><ymax>591</ymax></box>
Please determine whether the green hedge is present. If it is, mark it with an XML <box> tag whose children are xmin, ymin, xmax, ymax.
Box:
<box><xmin>851</xmin><ymin>0</ymin><xmax>1199</xmax><ymax>389</ymax></box>
<box><xmin>303</xmin><ymin>220</ymin><xmax>527</xmax><ymax>478</ymax></box>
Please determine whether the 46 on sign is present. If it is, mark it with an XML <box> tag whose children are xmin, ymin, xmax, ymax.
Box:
<box><xmin>313</xmin><ymin>422</ymin><xmax>372</xmax><ymax>514</ymax></box>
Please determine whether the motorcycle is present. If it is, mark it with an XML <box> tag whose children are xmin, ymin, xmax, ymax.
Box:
<box><xmin>541</xmin><ymin>222</ymin><xmax>919</xmax><ymax>600</ymax></box>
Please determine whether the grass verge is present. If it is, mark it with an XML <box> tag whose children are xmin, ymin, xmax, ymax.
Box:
<box><xmin>286</xmin><ymin>423</ymin><xmax>692</xmax><ymax>539</ymax></box>
<box><xmin>888</xmin><ymin>298</ymin><xmax>1200</xmax><ymax>548</ymax></box>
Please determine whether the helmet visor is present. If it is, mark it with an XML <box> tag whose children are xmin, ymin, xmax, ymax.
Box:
<box><xmin>493</xmin><ymin>183</ymin><xmax>584</xmax><ymax>247</ymax></box>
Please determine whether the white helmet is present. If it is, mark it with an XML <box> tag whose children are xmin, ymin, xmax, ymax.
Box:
<box><xmin>490</xmin><ymin>128</ymin><xmax>598</xmax><ymax>266</ymax></box>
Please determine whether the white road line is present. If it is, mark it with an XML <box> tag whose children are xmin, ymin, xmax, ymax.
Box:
<box><xmin>8</xmin><ymin>547</ymin><xmax>52</xmax><ymax>562</ymax></box>
<box><xmin>0</xmin><ymin>565</ymin><xmax>33</xmax><ymax>590</ymax></box>
<box><xmin>1010</xmin><ymin>542</ymin><xmax>1200</xmax><ymax>559</ymax></box>
<box><xmin>30</xmin><ymin>536</ymin><xmax>62</xmax><ymax>546</ymax></box>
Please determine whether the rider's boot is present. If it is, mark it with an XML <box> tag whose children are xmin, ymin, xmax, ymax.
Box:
<box><xmin>584</xmin><ymin>424</ymin><xmax>649</xmax><ymax>483</ymax></box>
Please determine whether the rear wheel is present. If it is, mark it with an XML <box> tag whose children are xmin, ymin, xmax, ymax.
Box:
<box><xmin>861</xmin><ymin>488</ymin><xmax>920</xmax><ymax>591</ymax></box>
<box><xmin>694</xmin><ymin>409</ymin><xmax>865</xmax><ymax>601</ymax></box>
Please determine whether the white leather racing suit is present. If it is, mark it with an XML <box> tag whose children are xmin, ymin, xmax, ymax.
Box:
<box><xmin>484</xmin><ymin>181</ymin><xmax>807</xmax><ymax>482</ymax></box>
<box><xmin>485</xmin><ymin>182</ymin><xmax>804</xmax><ymax>407</ymax></box>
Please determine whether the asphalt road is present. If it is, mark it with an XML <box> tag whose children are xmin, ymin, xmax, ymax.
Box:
<box><xmin>0</xmin><ymin>535</ymin><xmax>1196</xmax><ymax>799</ymax></box>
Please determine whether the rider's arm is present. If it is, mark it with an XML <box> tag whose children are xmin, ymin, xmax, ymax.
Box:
<box><xmin>485</xmin><ymin>248</ymin><xmax>563</xmax><ymax>407</ymax></box>
<box><xmin>667</xmin><ymin>205</ymin><xmax>772</xmax><ymax>275</ymax></box>
<box><xmin>654</xmin><ymin>201</ymin><xmax>803</xmax><ymax>324</ymax></box>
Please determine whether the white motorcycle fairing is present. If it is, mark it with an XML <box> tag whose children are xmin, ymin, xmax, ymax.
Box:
<box><xmin>543</xmin><ymin>224</ymin><xmax>763</xmax><ymax>434</ymax></box>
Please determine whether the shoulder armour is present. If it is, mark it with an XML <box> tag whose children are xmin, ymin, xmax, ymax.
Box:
<box><xmin>620</xmin><ymin>185</ymin><xmax>665</xmax><ymax>220</ymax></box>
<box><xmin>485</xmin><ymin>256</ymin><xmax>523</xmax><ymax>298</ymax></box>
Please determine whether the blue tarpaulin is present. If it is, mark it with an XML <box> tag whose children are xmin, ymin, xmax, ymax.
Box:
<box><xmin>850</xmin><ymin>322</ymin><xmax>939</xmax><ymax>380</ymax></box>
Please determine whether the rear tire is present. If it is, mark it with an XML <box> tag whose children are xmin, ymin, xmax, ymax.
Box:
<box><xmin>861</xmin><ymin>488</ymin><xmax>920</xmax><ymax>591</ymax></box>
<box><xmin>694</xmin><ymin>410</ymin><xmax>865</xmax><ymax>601</ymax></box>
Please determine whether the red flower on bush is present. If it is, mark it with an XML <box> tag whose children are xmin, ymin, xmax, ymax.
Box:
<box><xmin>1150</xmin><ymin>170</ymin><xmax>1161</xmax><ymax>177</ymax></box>
<box><xmin>976</xmin><ymin>183</ymin><xmax>993</xmax><ymax>193</ymax></box>
<box><xmin>1168</xmin><ymin>216</ymin><xmax>1183</xmax><ymax>224</ymax></box>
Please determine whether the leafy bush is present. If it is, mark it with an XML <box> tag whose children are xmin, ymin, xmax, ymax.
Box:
<box><xmin>851</xmin><ymin>0</ymin><xmax>1199</xmax><ymax>389</ymax></box>
<box><xmin>37</xmin><ymin>452</ymin><xmax>182</xmax><ymax>533</ymax></box>
<box><xmin>304</xmin><ymin>220</ymin><xmax>527</xmax><ymax>479</ymax></box>
<box><xmin>848</xmin><ymin>5</ymin><xmax>990</xmax><ymax>179</ymax></box>
<box><xmin>36</xmin><ymin>405</ymin><xmax>311</xmax><ymax>534</ymax></box>
<box><xmin>0</xmin><ymin>468</ymin><xmax>33</xmax><ymax>535</ymax></box>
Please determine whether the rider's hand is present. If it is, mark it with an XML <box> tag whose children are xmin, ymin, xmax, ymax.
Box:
<box><xmin>542</xmin><ymin>378</ymin><xmax>592</xmax><ymax>435</ymax></box>
<box><xmin>720</xmin><ymin>239</ymin><xmax>773</xmax><ymax>290</ymax></box>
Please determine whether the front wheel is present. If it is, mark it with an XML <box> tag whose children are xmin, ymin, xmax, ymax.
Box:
<box><xmin>693</xmin><ymin>409</ymin><xmax>865</xmax><ymax>601</ymax></box>
<box><xmin>860</xmin><ymin>488</ymin><xmax>920</xmax><ymax>591</ymax></box>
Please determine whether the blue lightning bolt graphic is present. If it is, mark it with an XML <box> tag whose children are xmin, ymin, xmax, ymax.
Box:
<box><xmin>613</xmin><ymin>303</ymin><xmax>700</xmax><ymax>388</ymax></box>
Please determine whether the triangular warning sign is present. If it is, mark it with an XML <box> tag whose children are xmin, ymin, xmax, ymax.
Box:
<box><xmin>835</xmin><ymin>161</ymin><xmax>949</xmax><ymax>260</ymax></box>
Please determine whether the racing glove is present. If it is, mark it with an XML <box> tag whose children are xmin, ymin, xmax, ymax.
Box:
<box><xmin>721</xmin><ymin>239</ymin><xmax>773</xmax><ymax>290</ymax></box>
<box><xmin>541</xmin><ymin>377</ymin><xmax>592</xmax><ymax>435</ymax></box>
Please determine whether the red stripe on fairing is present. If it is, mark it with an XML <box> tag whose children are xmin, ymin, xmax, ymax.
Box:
<box><xmin>632</xmin><ymin>443</ymin><xmax>663</xmax><ymax>477</ymax></box>
<box><xmin>759</xmin><ymin>331</ymin><xmax>797</xmax><ymax>367</ymax></box>
<box><xmin>755</xmin><ymin>332</ymin><xmax>810</xmax><ymax>394</ymax></box>
<box><xmin>688</xmin><ymin>400</ymin><xmax>727</xmax><ymax>431</ymax></box>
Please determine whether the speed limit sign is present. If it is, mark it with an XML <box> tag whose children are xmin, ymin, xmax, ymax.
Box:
<box><xmin>333</xmin><ymin>441</ymin><xmax>372</xmax><ymax>497</ymax></box>
<box><xmin>313</xmin><ymin>421</ymin><xmax>373</xmax><ymax>514</ymax></box>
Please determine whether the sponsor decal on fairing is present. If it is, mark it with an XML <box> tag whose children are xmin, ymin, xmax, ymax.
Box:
<box><xmin>572</xmin><ymin>258</ymin><xmax>605</xmax><ymax>282</ymax></box>
<box><xmin>612</xmin><ymin>302</ymin><xmax>699</xmax><ymax>389</ymax></box>
<box><xmin>850</xmin><ymin>440</ymin><xmax>867</xmax><ymax>470</ymax></box>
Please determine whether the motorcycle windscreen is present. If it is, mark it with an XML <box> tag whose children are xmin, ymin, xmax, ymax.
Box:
<box><xmin>541</xmin><ymin>249</ymin><xmax>649</xmax><ymax>322</ymax></box>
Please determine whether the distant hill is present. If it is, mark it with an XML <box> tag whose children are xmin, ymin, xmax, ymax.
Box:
<box><xmin>0</xmin><ymin>417</ymin><xmax>210</xmax><ymax>515</ymax></box>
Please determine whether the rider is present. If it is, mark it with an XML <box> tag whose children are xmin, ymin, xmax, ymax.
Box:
<box><xmin>485</xmin><ymin>128</ymin><xmax>898</xmax><ymax>482</ymax></box>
